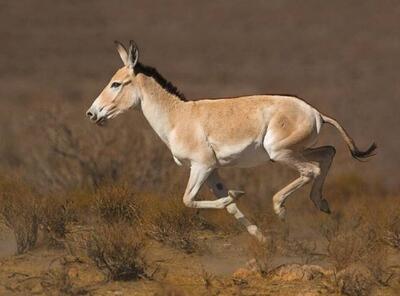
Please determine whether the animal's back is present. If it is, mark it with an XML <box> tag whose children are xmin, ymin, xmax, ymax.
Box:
<box><xmin>188</xmin><ymin>95</ymin><xmax>318</xmax><ymax>143</ymax></box>
<box><xmin>173</xmin><ymin>95</ymin><xmax>320</xmax><ymax>167</ymax></box>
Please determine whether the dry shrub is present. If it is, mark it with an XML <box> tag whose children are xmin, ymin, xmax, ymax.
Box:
<box><xmin>29</xmin><ymin>111</ymin><xmax>130</xmax><ymax>190</ymax></box>
<box><xmin>361</xmin><ymin>202</ymin><xmax>400</xmax><ymax>287</ymax></box>
<box><xmin>0</xmin><ymin>176</ymin><xmax>39</xmax><ymax>254</ymax></box>
<box><xmin>248</xmin><ymin>234</ymin><xmax>321</xmax><ymax>277</ymax></box>
<box><xmin>247</xmin><ymin>233</ymin><xmax>280</xmax><ymax>276</ymax></box>
<box><xmin>42</xmin><ymin>266</ymin><xmax>84</xmax><ymax>295</ymax></box>
<box><xmin>86</xmin><ymin>222</ymin><xmax>148</xmax><ymax>281</ymax></box>
<box><xmin>320</xmin><ymin>211</ymin><xmax>392</xmax><ymax>295</ymax></box>
<box><xmin>326</xmin><ymin>230</ymin><xmax>366</xmax><ymax>272</ymax></box>
<box><xmin>201</xmin><ymin>268</ymin><xmax>215</xmax><ymax>291</ymax></box>
<box><xmin>320</xmin><ymin>213</ymin><xmax>376</xmax><ymax>271</ymax></box>
<box><xmin>41</xmin><ymin>256</ymin><xmax>90</xmax><ymax>295</ymax></box>
<box><xmin>93</xmin><ymin>184</ymin><xmax>141</xmax><ymax>224</ymax></box>
<box><xmin>285</xmin><ymin>238</ymin><xmax>323</xmax><ymax>265</ymax></box>
<box><xmin>336</xmin><ymin>263</ymin><xmax>376</xmax><ymax>296</ymax></box>
<box><xmin>364</xmin><ymin>248</ymin><xmax>396</xmax><ymax>288</ymax></box>
<box><xmin>383</xmin><ymin>213</ymin><xmax>400</xmax><ymax>250</ymax></box>
<box><xmin>40</xmin><ymin>196</ymin><xmax>76</xmax><ymax>248</ymax></box>
<box><xmin>142</xmin><ymin>193</ymin><xmax>198</xmax><ymax>253</ymax></box>
<box><xmin>85</xmin><ymin>186</ymin><xmax>198</xmax><ymax>254</ymax></box>
<box><xmin>21</xmin><ymin>108</ymin><xmax>183</xmax><ymax>194</ymax></box>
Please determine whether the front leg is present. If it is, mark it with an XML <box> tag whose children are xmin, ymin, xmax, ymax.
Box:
<box><xmin>182</xmin><ymin>164</ymin><xmax>235</xmax><ymax>209</ymax></box>
<box><xmin>206</xmin><ymin>171</ymin><xmax>266</xmax><ymax>243</ymax></box>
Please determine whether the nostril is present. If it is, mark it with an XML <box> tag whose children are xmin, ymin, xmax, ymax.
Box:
<box><xmin>86</xmin><ymin>111</ymin><xmax>97</xmax><ymax>121</ymax></box>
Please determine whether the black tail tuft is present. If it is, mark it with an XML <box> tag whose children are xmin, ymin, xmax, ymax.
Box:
<box><xmin>351</xmin><ymin>142</ymin><xmax>377</xmax><ymax>161</ymax></box>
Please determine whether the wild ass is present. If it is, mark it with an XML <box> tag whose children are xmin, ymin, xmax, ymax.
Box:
<box><xmin>86</xmin><ymin>41</ymin><xmax>376</xmax><ymax>242</ymax></box>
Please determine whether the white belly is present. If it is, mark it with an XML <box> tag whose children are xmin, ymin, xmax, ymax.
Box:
<box><xmin>213</xmin><ymin>140</ymin><xmax>270</xmax><ymax>168</ymax></box>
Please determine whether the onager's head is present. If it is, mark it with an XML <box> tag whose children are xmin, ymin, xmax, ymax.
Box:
<box><xmin>86</xmin><ymin>40</ymin><xmax>141</xmax><ymax>125</ymax></box>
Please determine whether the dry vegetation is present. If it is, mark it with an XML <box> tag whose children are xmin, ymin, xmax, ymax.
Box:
<box><xmin>86</xmin><ymin>222</ymin><xmax>148</xmax><ymax>281</ymax></box>
<box><xmin>1</xmin><ymin>167</ymin><xmax>399</xmax><ymax>294</ymax></box>
<box><xmin>0</xmin><ymin>177</ymin><xmax>39</xmax><ymax>254</ymax></box>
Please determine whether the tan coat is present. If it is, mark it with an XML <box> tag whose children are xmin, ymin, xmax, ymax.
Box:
<box><xmin>86</xmin><ymin>41</ymin><xmax>376</xmax><ymax>242</ymax></box>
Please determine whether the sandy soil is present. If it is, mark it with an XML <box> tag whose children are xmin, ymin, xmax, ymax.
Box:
<box><xmin>0</xmin><ymin>229</ymin><xmax>399</xmax><ymax>296</ymax></box>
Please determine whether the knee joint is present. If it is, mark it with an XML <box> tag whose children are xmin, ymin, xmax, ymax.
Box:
<box><xmin>301</xmin><ymin>166</ymin><xmax>320</xmax><ymax>180</ymax></box>
<box><xmin>183</xmin><ymin>197</ymin><xmax>195</xmax><ymax>208</ymax></box>
<box><xmin>313</xmin><ymin>166</ymin><xmax>321</xmax><ymax>178</ymax></box>
<box><xmin>273</xmin><ymin>192</ymin><xmax>282</xmax><ymax>204</ymax></box>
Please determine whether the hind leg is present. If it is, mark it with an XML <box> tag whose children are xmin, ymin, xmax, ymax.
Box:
<box><xmin>303</xmin><ymin>146</ymin><xmax>336</xmax><ymax>214</ymax></box>
<box><xmin>270</xmin><ymin>150</ymin><xmax>321</xmax><ymax>220</ymax></box>
<box><xmin>264</xmin><ymin>112</ymin><xmax>325</xmax><ymax>219</ymax></box>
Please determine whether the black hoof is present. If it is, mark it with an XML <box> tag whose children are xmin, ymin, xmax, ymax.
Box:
<box><xmin>320</xmin><ymin>199</ymin><xmax>331</xmax><ymax>214</ymax></box>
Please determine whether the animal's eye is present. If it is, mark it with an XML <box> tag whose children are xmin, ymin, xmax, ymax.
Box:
<box><xmin>111</xmin><ymin>82</ymin><xmax>122</xmax><ymax>88</ymax></box>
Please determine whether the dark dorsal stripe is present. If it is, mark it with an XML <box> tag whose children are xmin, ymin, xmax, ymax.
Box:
<box><xmin>134</xmin><ymin>63</ymin><xmax>186</xmax><ymax>101</ymax></box>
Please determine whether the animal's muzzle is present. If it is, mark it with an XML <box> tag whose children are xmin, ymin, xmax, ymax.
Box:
<box><xmin>86</xmin><ymin>109</ymin><xmax>97</xmax><ymax>121</ymax></box>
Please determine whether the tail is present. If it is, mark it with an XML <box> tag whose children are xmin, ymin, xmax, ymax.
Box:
<box><xmin>321</xmin><ymin>114</ymin><xmax>377</xmax><ymax>161</ymax></box>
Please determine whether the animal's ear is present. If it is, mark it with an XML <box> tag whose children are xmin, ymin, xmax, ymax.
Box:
<box><xmin>114</xmin><ymin>40</ymin><xmax>129</xmax><ymax>66</ymax></box>
<box><xmin>127</xmin><ymin>40</ymin><xmax>139</xmax><ymax>70</ymax></box>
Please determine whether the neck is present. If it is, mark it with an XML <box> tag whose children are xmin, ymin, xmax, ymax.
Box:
<box><xmin>136</xmin><ymin>72</ymin><xmax>184</xmax><ymax>147</ymax></box>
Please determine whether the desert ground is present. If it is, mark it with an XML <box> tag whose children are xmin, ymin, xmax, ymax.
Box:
<box><xmin>0</xmin><ymin>1</ymin><xmax>400</xmax><ymax>295</ymax></box>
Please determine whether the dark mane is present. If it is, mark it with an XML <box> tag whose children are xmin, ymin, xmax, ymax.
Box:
<box><xmin>134</xmin><ymin>63</ymin><xmax>186</xmax><ymax>101</ymax></box>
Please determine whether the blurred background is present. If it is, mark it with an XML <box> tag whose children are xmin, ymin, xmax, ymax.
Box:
<box><xmin>1</xmin><ymin>4</ymin><xmax>400</xmax><ymax>293</ymax></box>
<box><xmin>0</xmin><ymin>0</ymin><xmax>398</xmax><ymax>196</ymax></box>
